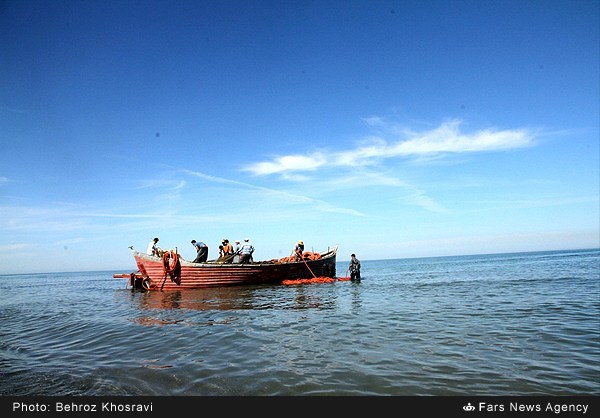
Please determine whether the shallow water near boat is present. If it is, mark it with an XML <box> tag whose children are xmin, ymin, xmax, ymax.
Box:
<box><xmin>1</xmin><ymin>249</ymin><xmax>598</xmax><ymax>396</ymax></box>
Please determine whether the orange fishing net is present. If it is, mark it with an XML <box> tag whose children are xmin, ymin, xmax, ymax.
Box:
<box><xmin>276</xmin><ymin>252</ymin><xmax>322</xmax><ymax>263</ymax></box>
<box><xmin>282</xmin><ymin>276</ymin><xmax>350</xmax><ymax>285</ymax></box>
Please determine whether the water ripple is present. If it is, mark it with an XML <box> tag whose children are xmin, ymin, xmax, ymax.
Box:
<box><xmin>1</xmin><ymin>249</ymin><xmax>598</xmax><ymax>395</ymax></box>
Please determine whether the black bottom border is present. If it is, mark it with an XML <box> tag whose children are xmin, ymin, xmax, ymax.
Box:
<box><xmin>2</xmin><ymin>396</ymin><xmax>598</xmax><ymax>416</ymax></box>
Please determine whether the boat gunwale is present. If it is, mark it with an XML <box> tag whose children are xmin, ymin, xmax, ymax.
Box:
<box><xmin>132</xmin><ymin>247</ymin><xmax>338</xmax><ymax>268</ymax></box>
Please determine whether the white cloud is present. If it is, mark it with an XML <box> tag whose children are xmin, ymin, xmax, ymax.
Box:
<box><xmin>244</xmin><ymin>119</ymin><xmax>535</xmax><ymax>175</ymax></box>
<box><xmin>393</xmin><ymin>119</ymin><xmax>533</xmax><ymax>155</ymax></box>
<box><xmin>238</xmin><ymin>118</ymin><xmax>537</xmax><ymax>214</ymax></box>
<box><xmin>247</xmin><ymin>153</ymin><xmax>327</xmax><ymax>175</ymax></box>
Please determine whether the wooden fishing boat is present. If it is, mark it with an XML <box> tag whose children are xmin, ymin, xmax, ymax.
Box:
<box><xmin>114</xmin><ymin>246</ymin><xmax>338</xmax><ymax>290</ymax></box>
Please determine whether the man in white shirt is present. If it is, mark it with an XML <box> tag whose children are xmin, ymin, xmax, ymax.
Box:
<box><xmin>147</xmin><ymin>237</ymin><xmax>160</xmax><ymax>256</ymax></box>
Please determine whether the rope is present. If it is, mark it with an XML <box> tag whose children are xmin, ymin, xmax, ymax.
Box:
<box><xmin>161</xmin><ymin>250</ymin><xmax>181</xmax><ymax>290</ymax></box>
<box><xmin>300</xmin><ymin>255</ymin><xmax>317</xmax><ymax>278</ymax></box>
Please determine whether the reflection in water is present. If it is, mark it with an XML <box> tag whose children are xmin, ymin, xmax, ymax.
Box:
<box><xmin>137</xmin><ymin>287</ymin><xmax>258</xmax><ymax>311</ymax></box>
<box><xmin>121</xmin><ymin>282</ymin><xmax>343</xmax><ymax>313</ymax></box>
<box><xmin>116</xmin><ymin>282</ymin><xmax>348</xmax><ymax>328</ymax></box>
<box><xmin>351</xmin><ymin>280</ymin><xmax>362</xmax><ymax>310</ymax></box>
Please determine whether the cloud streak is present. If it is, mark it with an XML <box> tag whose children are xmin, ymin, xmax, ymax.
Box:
<box><xmin>244</xmin><ymin>119</ymin><xmax>535</xmax><ymax>175</ymax></box>
<box><xmin>181</xmin><ymin>169</ymin><xmax>366</xmax><ymax>217</ymax></box>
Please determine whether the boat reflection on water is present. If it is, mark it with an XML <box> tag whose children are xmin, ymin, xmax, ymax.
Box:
<box><xmin>134</xmin><ymin>286</ymin><xmax>265</xmax><ymax>311</ymax></box>
<box><xmin>118</xmin><ymin>282</ymin><xmax>340</xmax><ymax>316</ymax></box>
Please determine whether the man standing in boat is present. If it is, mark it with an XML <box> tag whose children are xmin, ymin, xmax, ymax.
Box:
<box><xmin>217</xmin><ymin>239</ymin><xmax>234</xmax><ymax>263</ymax></box>
<box><xmin>294</xmin><ymin>241</ymin><xmax>304</xmax><ymax>261</ymax></box>
<box><xmin>191</xmin><ymin>240</ymin><xmax>209</xmax><ymax>263</ymax></box>
<box><xmin>233</xmin><ymin>240</ymin><xmax>241</xmax><ymax>263</ymax></box>
<box><xmin>239</xmin><ymin>238</ymin><xmax>254</xmax><ymax>264</ymax></box>
<box><xmin>147</xmin><ymin>237</ymin><xmax>162</xmax><ymax>257</ymax></box>
<box><xmin>222</xmin><ymin>239</ymin><xmax>234</xmax><ymax>256</ymax></box>
<box><xmin>349</xmin><ymin>253</ymin><xmax>361</xmax><ymax>281</ymax></box>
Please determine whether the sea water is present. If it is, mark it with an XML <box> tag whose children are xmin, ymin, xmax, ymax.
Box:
<box><xmin>1</xmin><ymin>248</ymin><xmax>598</xmax><ymax>396</ymax></box>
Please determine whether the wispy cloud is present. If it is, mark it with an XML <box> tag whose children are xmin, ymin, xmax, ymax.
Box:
<box><xmin>181</xmin><ymin>168</ymin><xmax>366</xmax><ymax>216</ymax></box>
<box><xmin>238</xmin><ymin>118</ymin><xmax>537</xmax><ymax>213</ymax></box>
<box><xmin>136</xmin><ymin>179</ymin><xmax>186</xmax><ymax>190</ymax></box>
<box><xmin>389</xmin><ymin>119</ymin><xmax>533</xmax><ymax>155</ymax></box>
<box><xmin>318</xmin><ymin>170</ymin><xmax>447</xmax><ymax>213</ymax></box>
<box><xmin>244</xmin><ymin>119</ymin><xmax>535</xmax><ymax>175</ymax></box>
<box><xmin>0</xmin><ymin>205</ymin><xmax>93</xmax><ymax>233</ymax></box>
<box><xmin>136</xmin><ymin>179</ymin><xmax>187</xmax><ymax>202</ymax></box>
<box><xmin>0</xmin><ymin>243</ymin><xmax>28</xmax><ymax>251</ymax></box>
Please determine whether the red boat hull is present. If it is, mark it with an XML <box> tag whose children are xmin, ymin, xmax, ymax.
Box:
<box><xmin>128</xmin><ymin>247</ymin><xmax>337</xmax><ymax>290</ymax></box>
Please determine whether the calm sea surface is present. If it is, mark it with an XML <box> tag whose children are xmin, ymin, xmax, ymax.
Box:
<box><xmin>1</xmin><ymin>249</ymin><xmax>598</xmax><ymax>396</ymax></box>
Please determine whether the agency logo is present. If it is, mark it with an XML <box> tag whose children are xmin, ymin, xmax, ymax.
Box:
<box><xmin>463</xmin><ymin>402</ymin><xmax>475</xmax><ymax>412</ymax></box>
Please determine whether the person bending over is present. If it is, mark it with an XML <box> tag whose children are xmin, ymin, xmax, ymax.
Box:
<box><xmin>191</xmin><ymin>240</ymin><xmax>209</xmax><ymax>263</ymax></box>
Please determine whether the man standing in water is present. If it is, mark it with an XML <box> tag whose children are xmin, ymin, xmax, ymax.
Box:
<box><xmin>349</xmin><ymin>253</ymin><xmax>361</xmax><ymax>281</ymax></box>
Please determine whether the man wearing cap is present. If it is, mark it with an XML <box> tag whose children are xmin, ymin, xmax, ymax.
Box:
<box><xmin>294</xmin><ymin>240</ymin><xmax>304</xmax><ymax>261</ymax></box>
<box><xmin>239</xmin><ymin>238</ymin><xmax>255</xmax><ymax>264</ymax></box>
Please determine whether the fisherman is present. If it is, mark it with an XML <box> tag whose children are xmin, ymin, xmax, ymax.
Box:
<box><xmin>222</xmin><ymin>239</ymin><xmax>234</xmax><ymax>256</ymax></box>
<box><xmin>349</xmin><ymin>253</ymin><xmax>361</xmax><ymax>281</ymax></box>
<box><xmin>217</xmin><ymin>239</ymin><xmax>235</xmax><ymax>263</ymax></box>
<box><xmin>239</xmin><ymin>238</ymin><xmax>255</xmax><ymax>264</ymax></box>
<box><xmin>191</xmin><ymin>240</ymin><xmax>209</xmax><ymax>263</ymax></box>
<box><xmin>233</xmin><ymin>240</ymin><xmax>241</xmax><ymax>263</ymax></box>
<box><xmin>294</xmin><ymin>240</ymin><xmax>304</xmax><ymax>261</ymax></box>
<box><xmin>147</xmin><ymin>237</ymin><xmax>162</xmax><ymax>257</ymax></box>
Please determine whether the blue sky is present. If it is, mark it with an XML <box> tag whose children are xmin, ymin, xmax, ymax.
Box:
<box><xmin>1</xmin><ymin>0</ymin><xmax>598</xmax><ymax>274</ymax></box>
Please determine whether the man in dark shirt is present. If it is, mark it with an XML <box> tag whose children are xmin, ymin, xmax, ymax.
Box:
<box><xmin>191</xmin><ymin>240</ymin><xmax>209</xmax><ymax>263</ymax></box>
<box><xmin>349</xmin><ymin>253</ymin><xmax>361</xmax><ymax>281</ymax></box>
